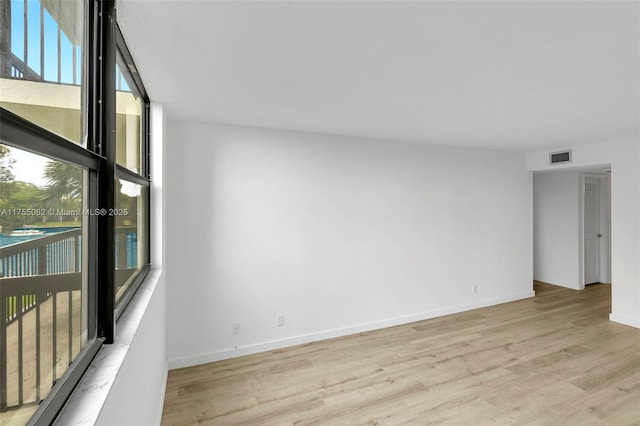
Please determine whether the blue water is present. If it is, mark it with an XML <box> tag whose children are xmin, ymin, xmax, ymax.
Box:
<box><xmin>0</xmin><ymin>227</ymin><xmax>78</xmax><ymax>248</ymax></box>
<box><xmin>1</xmin><ymin>227</ymin><xmax>138</xmax><ymax>269</ymax></box>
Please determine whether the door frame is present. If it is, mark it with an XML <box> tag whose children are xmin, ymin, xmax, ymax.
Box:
<box><xmin>579</xmin><ymin>172</ymin><xmax>611</xmax><ymax>289</ymax></box>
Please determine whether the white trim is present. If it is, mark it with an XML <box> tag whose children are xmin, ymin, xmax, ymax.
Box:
<box><xmin>533</xmin><ymin>277</ymin><xmax>580</xmax><ymax>291</ymax></box>
<box><xmin>168</xmin><ymin>291</ymin><xmax>535</xmax><ymax>370</ymax></box>
<box><xmin>609</xmin><ymin>313</ymin><xmax>640</xmax><ymax>329</ymax></box>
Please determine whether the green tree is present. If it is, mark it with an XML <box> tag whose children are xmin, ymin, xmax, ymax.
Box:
<box><xmin>43</xmin><ymin>161</ymin><xmax>83</xmax><ymax>222</ymax></box>
<box><xmin>0</xmin><ymin>146</ymin><xmax>48</xmax><ymax>229</ymax></box>
<box><xmin>0</xmin><ymin>144</ymin><xmax>16</xmax><ymax>200</ymax></box>
<box><xmin>0</xmin><ymin>182</ymin><xmax>45</xmax><ymax>228</ymax></box>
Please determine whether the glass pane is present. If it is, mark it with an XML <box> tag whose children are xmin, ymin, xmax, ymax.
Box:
<box><xmin>0</xmin><ymin>144</ymin><xmax>89</xmax><ymax>423</ymax></box>
<box><xmin>0</xmin><ymin>0</ymin><xmax>86</xmax><ymax>146</ymax></box>
<box><xmin>115</xmin><ymin>179</ymin><xmax>147</xmax><ymax>303</ymax></box>
<box><xmin>116</xmin><ymin>50</ymin><xmax>142</xmax><ymax>174</ymax></box>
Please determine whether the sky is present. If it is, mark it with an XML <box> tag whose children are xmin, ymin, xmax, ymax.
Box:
<box><xmin>11</xmin><ymin>0</ymin><xmax>130</xmax><ymax>89</ymax></box>
<box><xmin>8</xmin><ymin>0</ymin><xmax>79</xmax><ymax>189</ymax></box>
<box><xmin>4</xmin><ymin>0</ymin><xmax>135</xmax><ymax>192</ymax></box>
<box><xmin>11</xmin><ymin>0</ymin><xmax>82</xmax><ymax>85</ymax></box>
<box><xmin>9</xmin><ymin>146</ymin><xmax>49</xmax><ymax>187</ymax></box>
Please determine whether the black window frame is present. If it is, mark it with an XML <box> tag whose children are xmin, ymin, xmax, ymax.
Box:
<box><xmin>0</xmin><ymin>0</ymin><xmax>151</xmax><ymax>424</ymax></box>
<box><xmin>112</xmin><ymin>24</ymin><xmax>151</xmax><ymax>322</ymax></box>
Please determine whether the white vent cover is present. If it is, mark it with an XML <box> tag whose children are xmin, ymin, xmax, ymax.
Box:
<box><xmin>549</xmin><ymin>150</ymin><xmax>572</xmax><ymax>165</ymax></box>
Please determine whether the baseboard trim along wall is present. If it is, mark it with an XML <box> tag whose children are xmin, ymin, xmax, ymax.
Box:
<box><xmin>533</xmin><ymin>277</ymin><xmax>580</xmax><ymax>291</ymax></box>
<box><xmin>168</xmin><ymin>290</ymin><xmax>535</xmax><ymax>370</ymax></box>
<box><xmin>609</xmin><ymin>313</ymin><xmax>640</xmax><ymax>329</ymax></box>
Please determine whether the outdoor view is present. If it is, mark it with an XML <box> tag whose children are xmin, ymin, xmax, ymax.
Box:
<box><xmin>0</xmin><ymin>0</ymin><xmax>88</xmax><ymax>422</ymax></box>
<box><xmin>116</xmin><ymin>49</ymin><xmax>143</xmax><ymax>174</ymax></box>
<box><xmin>0</xmin><ymin>0</ymin><xmax>86</xmax><ymax>146</ymax></box>
<box><xmin>115</xmin><ymin>179</ymin><xmax>146</xmax><ymax>303</ymax></box>
<box><xmin>0</xmin><ymin>0</ymin><xmax>145</xmax><ymax>422</ymax></box>
<box><xmin>0</xmin><ymin>145</ymin><xmax>144</xmax><ymax>422</ymax></box>
<box><xmin>0</xmin><ymin>144</ymin><xmax>88</xmax><ymax>423</ymax></box>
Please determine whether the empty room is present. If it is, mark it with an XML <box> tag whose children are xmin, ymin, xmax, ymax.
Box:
<box><xmin>0</xmin><ymin>0</ymin><xmax>638</xmax><ymax>425</ymax></box>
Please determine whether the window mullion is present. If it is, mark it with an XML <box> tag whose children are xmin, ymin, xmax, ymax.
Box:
<box><xmin>96</xmin><ymin>0</ymin><xmax>117</xmax><ymax>344</ymax></box>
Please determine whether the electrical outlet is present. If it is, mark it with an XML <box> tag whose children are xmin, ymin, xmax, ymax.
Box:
<box><xmin>277</xmin><ymin>315</ymin><xmax>285</xmax><ymax>327</ymax></box>
<box><xmin>472</xmin><ymin>285</ymin><xmax>478</xmax><ymax>294</ymax></box>
<box><xmin>232</xmin><ymin>323</ymin><xmax>240</xmax><ymax>335</ymax></box>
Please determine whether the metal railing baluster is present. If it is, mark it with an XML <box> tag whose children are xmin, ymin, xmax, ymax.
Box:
<box><xmin>0</xmin><ymin>229</ymin><xmax>134</xmax><ymax>411</ymax></box>
<box><xmin>17</xmin><ymin>295</ymin><xmax>23</xmax><ymax>405</ymax></box>
<box><xmin>39</xmin><ymin>2</ymin><xmax>44</xmax><ymax>78</ymax></box>
<box><xmin>35</xmin><ymin>296</ymin><xmax>40</xmax><ymax>402</ymax></box>
<box><xmin>52</xmin><ymin>292</ymin><xmax>57</xmax><ymax>384</ymax></box>
<box><xmin>22</xmin><ymin>0</ymin><xmax>27</xmax><ymax>68</ymax></box>
<box><xmin>0</xmin><ymin>289</ymin><xmax>6</xmax><ymax>411</ymax></box>
<box><xmin>67</xmin><ymin>291</ymin><xmax>72</xmax><ymax>364</ymax></box>
<box><xmin>56</xmin><ymin>2</ymin><xmax>61</xmax><ymax>83</ymax></box>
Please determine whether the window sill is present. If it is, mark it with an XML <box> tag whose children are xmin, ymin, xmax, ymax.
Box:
<box><xmin>53</xmin><ymin>268</ymin><xmax>164</xmax><ymax>425</ymax></box>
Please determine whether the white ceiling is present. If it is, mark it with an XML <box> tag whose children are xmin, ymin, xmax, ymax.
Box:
<box><xmin>117</xmin><ymin>1</ymin><xmax>639</xmax><ymax>151</ymax></box>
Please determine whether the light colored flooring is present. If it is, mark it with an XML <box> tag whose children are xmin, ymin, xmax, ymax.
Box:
<box><xmin>162</xmin><ymin>282</ymin><xmax>640</xmax><ymax>425</ymax></box>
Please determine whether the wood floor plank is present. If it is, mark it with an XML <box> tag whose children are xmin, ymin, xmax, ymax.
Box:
<box><xmin>162</xmin><ymin>282</ymin><xmax>640</xmax><ymax>425</ymax></box>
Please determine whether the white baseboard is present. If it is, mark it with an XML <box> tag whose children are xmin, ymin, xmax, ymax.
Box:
<box><xmin>168</xmin><ymin>291</ymin><xmax>535</xmax><ymax>370</ymax></box>
<box><xmin>533</xmin><ymin>277</ymin><xmax>580</xmax><ymax>290</ymax></box>
<box><xmin>609</xmin><ymin>313</ymin><xmax>640</xmax><ymax>329</ymax></box>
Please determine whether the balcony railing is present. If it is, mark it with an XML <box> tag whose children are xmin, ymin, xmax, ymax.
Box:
<box><xmin>6</xmin><ymin>52</ymin><xmax>40</xmax><ymax>81</ymax></box>
<box><xmin>0</xmin><ymin>0</ymin><xmax>83</xmax><ymax>85</ymax></box>
<box><xmin>0</xmin><ymin>227</ymin><xmax>137</xmax><ymax>412</ymax></box>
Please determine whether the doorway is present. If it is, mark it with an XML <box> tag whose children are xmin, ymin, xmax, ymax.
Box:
<box><xmin>533</xmin><ymin>167</ymin><xmax>612</xmax><ymax>291</ymax></box>
<box><xmin>582</xmin><ymin>173</ymin><xmax>611</xmax><ymax>287</ymax></box>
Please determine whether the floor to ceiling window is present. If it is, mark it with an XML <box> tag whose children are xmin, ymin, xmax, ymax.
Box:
<box><xmin>0</xmin><ymin>0</ymin><xmax>150</xmax><ymax>424</ymax></box>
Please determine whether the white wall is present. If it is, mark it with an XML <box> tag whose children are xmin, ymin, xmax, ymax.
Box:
<box><xmin>526</xmin><ymin>139</ymin><xmax>640</xmax><ymax>328</ymax></box>
<box><xmin>533</xmin><ymin>171</ymin><xmax>580</xmax><ymax>289</ymax></box>
<box><xmin>95</xmin><ymin>271</ymin><xmax>167</xmax><ymax>426</ymax></box>
<box><xmin>166</xmin><ymin>122</ymin><xmax>534</xmax><ymax>368</ymax></box>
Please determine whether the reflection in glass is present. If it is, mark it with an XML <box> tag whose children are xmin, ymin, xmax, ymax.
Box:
<box><xmin>1</xmin><ymin>0</ymin><xmax>86</xmax><ymax>145</ymax></box>
<box><xmin>0</xmin><ymin>144</ymin><xmax>89</xmax><ymax>423</ymax></box>
<box><xmin>115</xmin><ymin>179</ymin><xmax>147</xmax><ymax>303</ymax></box>
<box><xmin>115</xmin><ymin>51</ymin><xmax>142</xmax><ymax>174</ymax></box>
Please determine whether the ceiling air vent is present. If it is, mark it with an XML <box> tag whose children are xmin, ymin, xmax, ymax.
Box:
<box><xmin>549</xmin><ymin>150</ymin><xmax>572</xmax><ymax>165</ymax></box>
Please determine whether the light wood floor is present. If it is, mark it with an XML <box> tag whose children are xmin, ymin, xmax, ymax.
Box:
<box><xmin>162</xmin><ymin>282</ymin><xmax>640</xmax><ymax>425</ymax></box>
